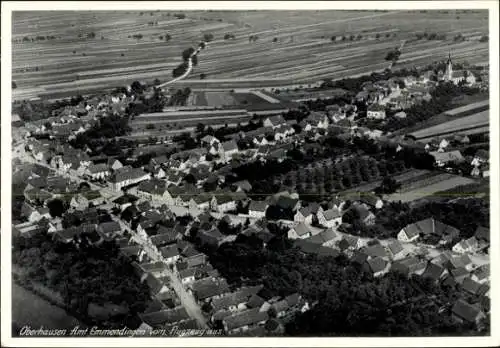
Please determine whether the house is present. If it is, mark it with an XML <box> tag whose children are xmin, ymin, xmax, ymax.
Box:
<box><xmin>139</xmin><ymin>307</ymin><xmax>190</xmax><ymax>329</ymax></box>
<box><xmin>474</xmin><ymin>226</ymin><xmax>489</xmax><ymax>245</ymax></box>
<box><xmin>471</xmin><ymin>265</ymin><xmax>489</xmax><ymax>284</ymax></box>
<box><xmin>287</xmin><ymin>222</ymin><xmax>312</xmax><ymax>240</ymax></box>
<box><xmin>97</xmin><ymin>221</ymin><xmax>123</xmax><ymax>241</ymax></box>
<box><xmin>198</xmin><ymin>227</ymin><xmax>225</xmax><ymax>247</ymax></box>
<box><xmin>366</xmin><ymin>104</ymin><xmax>386</xmax><ymax>119</ymax></box>
<box><xmin>211</xmin><ymin>195</ymin><xmax>237</xmax><ymax>213</ymax></box>
<box><xmin>421</xmin><ymin>262</ymin><xmax>448</xmax><ymax>284</ymax></box>
<box><xmin>364</xmin><ymin>244</ymin><xmax>389</xmax><ymax>260</ymax></box>
<box><xmin>222</xmin><ymin>308</ymin><xmax>269</xmax><ymax>335</ymax></box>
<box><xmin>110</xmin><ymin>167</ymin><xmax>151</xmax><ymax>191</ymax></box>
<box><xmin>178</xmin><ymin>268</ymin><xmax>197</xmax><ymax>285</ymax></box>
<box><xmin>248</xmin><ymin>201</ymin><xmax>269</xmax><ymax>219</ymax></box>
<box><xmin>160</xmin><ymin>245</ymin><xmax>181</xmax><ymax>264</ymax></box>
<box><xmin>362</xmin><ymin>257</ymin><xmax>388</xmax><ymax>277</ymax></box>
<box><xmin>190</xmin><ymin>277</ymin><xmax>230</xmax><ymax>303</ymax></box>
<box><xmin>338</xmin><ymin>235</ymin><xmax>363</xmax><ymax>251</ymax></box>
<box><xmin>201</xmin><ymin>135</ymin><xmax>221</xmax><ymax>147</ymax></box>
<box><xmin>150</xmin><ymin>226</ymin><xmax>180</xmax><ymax>247</ymax></box>
<box><xmin>391</xmin><ymin>257</ymin><xmax>427</xmax><ymax>277</ymax></box>
<box><xmin>219</xmin><ymin>141</ymin><xmax>239</xmax><ymax>162</ymax></box>
<box><xmin>386</xmin><ymin>240</ymin><xmax>405</xmax><ymax>260</ymax></box>
<box><xmin>358</xmin><ymin>194</ymin><xmax>384</xmax><ymax>210</ymax></box>
<box><xmin>452</xmin><ymin>237</ymin><xmax>478</xmax><ymax>254</ymax></box>
<box><xmin>349</xmin><ymin>204</ymin><xmax>376</xmax><ymax>226</ymax></box>
<box><xmin>302</xmin><ymin>112</ymin><xmax>329</xmax><ymax>131</ymax></box>
<box><xmin>70</xmin><ymin>190</ymin><xmax>105</xmax><ymax>210</ymax></box>
<box><xmin>263</xmin><ymin>115</ymin><xmax>286</xmax><ymax>128</ymax></box>
<box><xmin>429</xmin><ymin>150</ymin><xmax>464</xmax><ymax>167</ymax></box>
<box><xmin>275</xmin><ymin>196</ymin><xmax>301</xmax><ymax>212</ymax></box>
<box><xmin>294</xmin><ymin>206</ymin><xmax>315</xmax><ymax>225</ymax></box>
<box><xmin>85</xmin><ymin>163</ymin><xmax>110</xmax><ymax>180</ymax></box>
<box><xmin>470</xmin><ymin>149</ymin><xmax>489</xmax><ymax>167</ymax></box>
<box><xmin>451</xmin><ymin>299</ymin><xmax>486</xmax><ymax>326</ymax></box>
<box><xmin>232</xmin><ymin>180</ymin><xmax>252</xmax><ymax>193</ymax></box>
<box><xmin>108</xmin><ymin>158</ymin><xmax>123</xmax><ymax>171</ymax></box>
<box><xmin>317</xmin><ymin>208</ymin><xmax>342</xmax><ymax>228</ymax></box>
<box><xmin>188</xmin><ymin>194</ymin><xmax>213</xmax><ymax>212</ymax></box>
<box><xmin>450</xmin><ymin>267</ymin><xmax>470</xmax><ymax>284</ymax></box>
<box><xmin>397</xmin><ymin>218</ymin><xmax>459</xmax><ymax>243</ymax></box>
<box><xmin>211</xmin><ymin>285</ymin><xmax>263</xmax><ymax>315</ymax></box>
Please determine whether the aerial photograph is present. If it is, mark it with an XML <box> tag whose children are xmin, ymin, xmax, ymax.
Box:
<box><xmin>6</xmin><ymin>3</ymin><xmax>494</xmax><ymax>342</ymax></box>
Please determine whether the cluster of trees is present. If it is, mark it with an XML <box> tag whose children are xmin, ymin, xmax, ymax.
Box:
<box><xmin>479</xmin><ymin>35</ymin><xmax>488</xmax><ymax>42</ymax></box>
<box><xmin>129</xmin><ymin>33</ymin><xmax>143</xmax><ymax>40</ymax></box>
<box><xmin>385</xmin><ymin>49</ymin><xmax>401</xmax><ymax>62</ymax></box>
<box><xmin>159</xmin><ymin>33</ymin><xmax>172</xmax><ymax>41</ymax></box>
<box><xmin>248</xmin><ymin>35</ymin><xmax>259</xmax><ymax>42</ymax></box>
<box><xmin>223</xmin><ymin>33</ymin><xmax>236</xmax><ymax>40</ymax></box>
<box><xmin>206</xmin><ymin>234</ymin><xmax>486</xmax><ymax>336</ymax></box>
<box><xmin>194</xmin><ymin>119</ymin><xmax>263</xmax><ymax>143</ymax></box>
<box><xmin>174</xmin><ymin>13</ymin><xmax>186</xmax><ymax>19</ymax></box>
<box><xmin>415</xmin><ymin>32</ymin><xmax>447</xmax><ymax>40</ymax></box>
<box><xmin>167</xmin><ymin>87</ymin><xmax>191</xmax><ymax>106</ymax></box>
<box><xmin>203</xmin><ymin>33</ymin><xmax>214</xmax><ymax>42</ymax></box>
<box><xmin>453</xmin><ymin>33</ymin><xmax>466</xmax><ymax>42</ymax></box>
<box><xmin>70</xmin><ymin>114</ymin><xmax>131</xmax><ymax>149</ymax></box>
<box><xmin>12</xmin><ymin>233</ymin><xmax>151</xmax><ymax>328</ymax></box>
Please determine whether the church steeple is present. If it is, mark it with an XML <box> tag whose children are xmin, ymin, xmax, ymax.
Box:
<box><xmin>445</xmin><ymin>51</ymin><xmax>453</xmax><ymax>81</ymax></box>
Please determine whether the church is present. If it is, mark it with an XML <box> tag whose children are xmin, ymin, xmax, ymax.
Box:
<box><xmin>442</xmin><ymin>53</ymin><xmax>477</xmax><ymax>86</ymax></box>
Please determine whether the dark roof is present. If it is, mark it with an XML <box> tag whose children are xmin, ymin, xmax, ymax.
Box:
<box><xmin>364</xmin><ymin>244</ymin><xmax>388</xmax><ymax>258</ymax></box>
<box><xmin>365</xmin><ymin>257</ymin><xmax>387</xmax><ymax>274</ymax></box>
<box><xmin>387</xmin><ymin>241</ymin><xmax>404</xmax><ymax>255</ymax></box>
<box><xmin>422</xmin><ymin>262</ymin><xmax>446</xmax><ymax>282</ymax></box>
<box><xmin>192</xmin><ymin>278</ymin><xmax>230</xmax><ymax>301</ymax></box>
<box><xmin>113</xmin><ymin>194</ymin><xmax>139</xmax><ymax>205</ymax></box>
<box><xmin>249</xmin><ymin>200</ymin><xmax>269</xmax><ymax>212</ymax></box>
<box><xmin>461</xmin><ymin>277</ymin><xmax>482</xmax><ymax>295</ymax></box>
<box><xmin>246</xmin><ymin>294</ymin><xmax>266</xmax><ymax>309</ymax></box>
<box><xmin>222</xmin><ymin>308</ymin><xmax>269</xmax><ymax>331</ymax></box>
<box><xmin>211</xmin><ymin>285</ymin><xmax>263</xmax><ymax>312</ymax></box>
<box><xmin>451</xmin><ymin>299</ymin><xmax>484</xmax><ymax>323</ymax></box>
<box><xmin>474</xmin><ymin>226</ymin><xmax>489</xmax><ymax>242</ymax></box>
<box><xmin>140</xmin><ymin>307</ymin><xmax>190</xmax><ymax>327</ymax></box>
<box><xmin>98</xmin><ymin>221</ymin><xmax>121</xmax><ymax>234</ymax></box>
<box><xmin>275</xmin><ymin>196</ymin><xmax>299</xmax><ymax>210</ymax></box>
<box><xmin>160</xmin><ymin>245</ymin><xmax>180</xmax><ymax>259</ymax></box>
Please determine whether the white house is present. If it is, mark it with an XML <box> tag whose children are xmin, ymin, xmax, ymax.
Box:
<box><xmin>263</xmin><ymin>115</ymin><xmax>286</xmax><ymax>128</ymax></box>
<box><xmin>85</xmin><ymin>163</ymin><xmax>110</xmax><ymax>180</ymax></box>
<box><xmin>366</xmin><ymin>104</ymin><xmax>386</xmax><ymax>119</ymax></box>
<box><xmin>287</xmin><ymin>222</ymin><xmax>312</xmax><ymax>240</ymax></box>
<box><xmin>397</xmin><ymin>224</ymin><xmax>420</xmax><ymax>243</ymax></box>
<box><xmin>211</xmin><ymin>195</ymin><xmax>237</xmax><ymax>213</ymax></box>
<box><xmin>219</xmin><ymin>141</ymin><xmax>239</xmax><ymax>162</ymax></box>
<box><xmin>294</xmin><ymin>206</ymin><xmax>314</xmax><ymax>225</ymax></box>
<box><xmin>248</xmin><ymin>201</ymin><xmax>269</xmax><ymax>219</ymax></box>
<box><xmin>109</xmin><ymin>167</ymin><xmax>151</xmax><ymax>191</ymax></box>
<box><xmin>452</xmin><ymin>237</ymin><xmax>479</xmax><ymax>254</ymax></box>
<box><xmin>317</xmin><ymin>208</ymin><xmax>342</xmax><ymax>228</ymax></box>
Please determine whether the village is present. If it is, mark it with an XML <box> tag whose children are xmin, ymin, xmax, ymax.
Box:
<box><xmin>10</xmin><ymin>45</ymin><xmax>491</xmax><ymax>336</ymax></box>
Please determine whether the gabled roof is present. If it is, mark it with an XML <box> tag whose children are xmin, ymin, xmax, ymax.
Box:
<box><xmin>462</xmin><ymin>277</ymin><xmax>482</xmax><ymax>295</ymax></box>
<box><xmin>321</xmin><ymin>208</ymin><xmax>342</xmax><ymax>220</ymax></box>
<box><xmin>365</xmin><ymin>257</ymin><xmax>387</xmax><ymax>273</ymax></box>
<box><xmin>387</xmin><ymin>240</ymin><xmax>404</xmax><ymax>255</ymax></box>
<box><xmin>451</xmin><ymin>299</ymin><xmax>484</xmax><ymax>323</ymax></box>
<box><xmin>422</xmin><ymin>262</ymin><xmax>446</xmax><ymax>281</ymax></box>
<box><xmin>364</xmin><ymin>244</ymin><xmax>388</xmax><ymax>258</ymax></box>
<box><xmin>98</xmin><ymin>221</ymin><xmax>121</xmax><ymax>234</ymax></box>
<box><xmin>160</xmin><ymin>245</ymin><xmax>180</xmax><ymax>259</ymax></box>
<box><xmin>249</xmin><ymin>200</ymin><xmax>269</xmax><ymax>212</ymax></box>
<box><xmin>211</xmin><ymin>285</ymin><xmax>263</xmax><ymax>312</ymax></box>
<box><xmin>221</xmin><ymin>140</ymin><xmax>238</xmax><ymax>152</ymax></box>
<box><xmin>222</xmin><ymin>308</ymin><xmax>269</xmax><ymax>331</ymax></box>
<box><xmin>292</xmin><ymin>222</ymin><xmax>311</xmax><ymax>236</ymax></box>
<box><xmin>192</xmin><ymin>278</ymin><xmax>230</xmax><ymax>300</ymax></box>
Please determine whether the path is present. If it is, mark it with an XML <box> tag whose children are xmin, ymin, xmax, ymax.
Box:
<box><xmin>158</xmin><ymin>42</ymin><xmax>206</xmax><ymax>88</ymax></box>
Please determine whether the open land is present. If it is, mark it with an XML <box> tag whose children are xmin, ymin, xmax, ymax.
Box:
<box><xmin>12</xmin><ymin>10</ymin><xmax>488</xmax><ymax>100</ymax></box>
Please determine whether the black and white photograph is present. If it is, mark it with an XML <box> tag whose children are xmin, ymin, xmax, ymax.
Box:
<box><xmin>1</xmin><ymin>1</ymin><xmax>499</xmax><ymax>346</ymax></box>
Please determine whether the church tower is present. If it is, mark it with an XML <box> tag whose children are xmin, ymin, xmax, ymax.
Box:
<box><xmin>445</xmin><ymin>52</ymin><xmax>453</xmax><ymax>81</ymax></box>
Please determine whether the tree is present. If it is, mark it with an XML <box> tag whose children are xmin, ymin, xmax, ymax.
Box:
<box><xmin>184</xmin><ymin>174</ymin><xmax>196</xmax><ymax>184</ymax></box>
<box><xmin>12</xmin><ymin>81</ymin><xmax>17</xmax><ymax>89</ymax></box>
<box><xmin>375</xmin><ymin>33</ymin><xmax>381</xmax><ymax>39</ymax></box>
<box><xmin>331</xmin><ymin>35</ymin><xmax>337</xmax><ymax>42</ymax></box>
<box><xmin>375</xmin><ymin>176</ymin><xmax>401</xmax><ymax>194</ymax></box>
<box><xmin>196</xmin><ymin>123</ymin><xmax>205</xmax><ymax>133</ymax></box>
<box><xmin>203</xmin><ymin>33</ymin><xmax>214</xmax><ymax>42</ymax></box>
<box><xmin>357</xmin><ymin>34</ymin><xmax>362</xmax><ymax>40</ymax></box>
<box><xmin>47</xmin><ymin>199</ymin><xmax>65</xmax><ymax>218</ymax></box>
<box><xmin>479</xmin><ymin>35</ymin><xmax>488</xmax><ymax>42</ymax></box>
<box><xmin>153</xmin><ymin>78</ymin><xmax>161</xmax><ymax>86</ymax></box>
<box><xmin>165</xmin><ymin>33</ymin><xmax>172</xmax><ymax>41</ymax></box>
<box><xmin>200</xmin><ymin>73</ymin><xmax>206</xmax><ymax>80</ymax></box>
<box><xmin>272</xmin><ymin>37</ymin><xmax>278</xmax><ymax>43</ymax></box>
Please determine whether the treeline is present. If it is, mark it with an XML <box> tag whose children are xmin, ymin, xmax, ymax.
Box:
<box><xmin>13</xmin><ymin>95</ymin><xmax>84</xmax><ymax>122</ymax></box>
<box><xmin>12</xmin><ymin>232</ymin><xmax>151</xmax><ymax>329</ymax></box>
<box><xmin>206</xmin><ymin>234</ymin><xmax>486</xmax><ymax>336</ymax></box>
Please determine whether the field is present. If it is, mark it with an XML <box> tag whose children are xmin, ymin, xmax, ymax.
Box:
<box><xmin>410</xmin><ymin>109</ymin><xmax>489</xmax><ymax>140</ymax></box>
<box><xmin>384</xmin><ymin>173</ymin><xmax>477</xmax><ymax>202</ymax></box>
<box><xmin>12</xmin><ymin>10</ymin><xmax>489</xmax><ymax>100</ymax></box>
<box><xmin>12</xmin><ymin>282</ymin><xmax>81</xmax><ymax>333</ymax></box>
